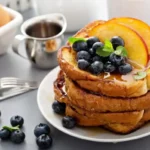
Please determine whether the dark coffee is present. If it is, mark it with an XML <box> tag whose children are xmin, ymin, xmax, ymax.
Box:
<box><xmin>26</xmin><ymin>22</ymin><xmax>62</xmax><ymax>38</ymax></box>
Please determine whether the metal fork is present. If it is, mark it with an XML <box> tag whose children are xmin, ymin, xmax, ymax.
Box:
<box><xmin>0</xmin><ymin>77</ymin><xmax>39</xmax><ymax>89</ymax></box>
<box><xmin>0</xmin><ymin>87</ymin><xmax>32</xmax><ymax>101</ymax></box>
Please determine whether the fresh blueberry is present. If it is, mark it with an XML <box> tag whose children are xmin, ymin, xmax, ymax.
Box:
<box><xmin>77</xmin><ymin>51</ymin><xmax>91</xmax><ymax>61</ymax></box>
<box><xmin>52</xmin><ymin>100</ymin><xmax>66</xmax><ymax>114</ymax></box>
<box><xmin>78</xmin><ymin>59</ymin><xmax>90</xmax><ymax>70</ymax></box>
<box><xmin>89</xmin><ymin>48</ymin><xmax>95</xmax><ymax>56</ymax></box>
<box><xmin>34</xmin><ymin>123</ymin><xmax>50</xmax><ymax>137</ymax></box>
<box><xmin>10</xmin><ymin>115</ymin><xmax>24</xmax><ymax>128</ymax></box>
<box><xmin>87</xmin><ymin>36</ymin><xmax>100</xmax><ymax>48</ymax></box>
<box><xmin>62</xmin><ymin>116</ymin><xmax>76</xmax><ymax>129</ymax></box>
<box><xmin>109</xmin><ymin>53</ymin><xmax>126</xmax><ymax>66</ymax></box>
<box><xmin>92</xmin><ymin>42</ymin><xmax>104</xmax><ymax>53</ymax></box>
<box><xmin>0</xmin><ymin>129</ymin><xmax>11</xmax><ymax>140</ymax></box>
<box><xmin>118</xmin><ymin>63</ymin><xmax>132</xmax><ymax>75</ymax></box>
<box><xmin>89</xmin><ymin>61</ymin><xmax>104</xmax><ymax>75</ymax></box>
<box><xmin>72</xmin><ymin>41</ymin><xmax>88</xmax><ymax>52</ymax></box>
<box><xmin>92</xmin><ymin>55</ymin><xmax>103</xmax><ymax>62</ymax></box>
<box><xmin>10</xmin><ymin>130</ymin><xmax>25</xmax><ymax>144</ymax></box>
<box><xmin>104</xmin><ymin>61</ymin><xmax>116</xmax><ymax>73</ymax></box>
<box><xmin>110</xmin><ymin>36</ymin><xmax>125</xmax><ymax>49</ymax></box>
<box><xmin>36</xmin><ymin>134</ymin><xmax>52</xmax><ymax>149</ymax></box>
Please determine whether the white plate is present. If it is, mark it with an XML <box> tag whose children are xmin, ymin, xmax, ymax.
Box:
<box><xmin>37</xmin><ymin>66</ymin><xmax>150</xmax><ymax>143</ymax></box>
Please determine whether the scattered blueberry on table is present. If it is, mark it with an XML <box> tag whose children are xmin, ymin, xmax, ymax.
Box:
<box><xmin>10</xmin><ymin>115</ymin><xmax>24</xmax><ymax>128</ymax></box>
<box><xmin>11</xmin><ymin>130</ymin><xmax>25</xmax><ymax>144</ymax></box>
<box><xmin>36</xmin><ymin>134</ymin><xmax>52</xmax><ymax>149</ymax></box>
<box><xmin>34</xmin><ymin>123</ymin><xmax>51</xmax><ymax>137</ymax></box>
<box><xmin>34</xmin><ymin>123</ymin><xmax>52</xmax><ymax>149</ymax></box>
<box><xmin>0</xmin><ymin>128</ymin><xmax>11</xmax><ymax>140</ymax></box>
<box><xmin>0</xmin><ymin>115</ymin><xmax>25</xmax><ymax>144</ymax></box>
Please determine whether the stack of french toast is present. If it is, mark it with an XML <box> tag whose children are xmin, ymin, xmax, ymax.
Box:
<box><xmin>53</xmin><ymin>17</ymin><xmax>150</xmax><ymax>134</ymax></box>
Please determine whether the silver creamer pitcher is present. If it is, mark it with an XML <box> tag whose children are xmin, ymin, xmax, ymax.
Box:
<box><xmin>12</xmin><ymin>13</ymin><xmax>67</xmax><ymax>69</ymax></box>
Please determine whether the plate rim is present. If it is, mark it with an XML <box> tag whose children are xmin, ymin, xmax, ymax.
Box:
<box><xmin>37</xmin><ymin>66</ymin><xmax>150</xmax><ymax>143</ymax></box>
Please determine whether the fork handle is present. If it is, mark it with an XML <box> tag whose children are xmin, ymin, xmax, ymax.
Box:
<box><xmin>12</xmin><ymin>34</ymin><xmax>28</xmax><ymax>60</ymax></box>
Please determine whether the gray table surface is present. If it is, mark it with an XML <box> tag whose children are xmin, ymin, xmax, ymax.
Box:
<box><xmin>0</xmin><ymin>8</ymin><xmax>150</xmax><ymax>150</ymax></box>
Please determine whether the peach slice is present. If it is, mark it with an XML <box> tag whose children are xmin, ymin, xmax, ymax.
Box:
<box><xmin>109</xmin><ymin>17</ymin><xmax>150</xmax><ymax>55</ymax></box>
<box><xmin>88</xmin><ymin>22</ymin><xmax>148</xmax><ymax>66</ymax></box>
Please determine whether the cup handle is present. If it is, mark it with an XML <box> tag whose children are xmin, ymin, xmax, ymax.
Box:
<box><xmin>12</xmin><ymin>34</ymin><xmax>28</xmax><ymax>59</ymax></box>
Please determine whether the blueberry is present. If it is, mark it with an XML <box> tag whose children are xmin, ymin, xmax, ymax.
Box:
<box><xmin>118</xmin><ymin>63</ymin><xmax>132</xmax><ymax>75</ymax></box>
<box><xmin>104</xmin><ymin>61</ymin><xmax>116</xmax><ymax>73</ymax></box>
<box><xmin>0</xmin><ymin>129</ymin><xmax>11</xmax><ymax>140</ymax></box>
<box><xmin>10</xmin><ymin>130</ymin><xmax>25</xmax><ymax>144</ymax></box>
<box><xmin>62</xmin><ymin>116</ymin><xmax>76</xmax><ymax>129</ymax></box>
<box><xmin>92</xmin><ymin>55</ymin><xmax>103</xmax><ymax>62</ymax></box>
<box><xmin>87</xmin><ymin>36</ymin><xmax>100</xmax><ymax>48</ymax></box>
<box><xmin>10</xmin><ymin>115</ymin><xmax>24</xmax><ymax>128</ymax></box>
<box><xmin>89</xmin><ymin>48</ymin><xmax>95</xmax><ymax>56</ymax></box>
<box><xmin>72</xmin><ymin>41</ymin><xmax>88</xmax><ymax>52</ymax></box>
<box><xmin>52</xmin><ymin>100</ymin><xmax>66</xmax><ymax>114</ymax></box>
<box><xmin>89</xmin><ymin>61</ymin><xmax>104</xmax><ymax>75</ymax></box>
<box><xmin>34</xmin><ymin>123</ymin><xmax>50</xmax><ymax>137</ymax></box>
<box><xmin>78</xmin><ymin>59</ymin><xmax>90</xmax><ymax>70</ymax></box>
<box><xmin>92</xmin><ymin>42</ymin><xmax>104</xmax><ymax>52</ymax></box>
<box><xmin>36</xmin><ymin>134</ymin><xmax>52</xmax><ymax>149</ymax></box>
<box><xmin>109</xmin><ymin>53</ymin><xmax>126</xmax><ymax>66</ymax></box>
<box><xmin>110</xmin><ymin>36</ymin><xmax>125</xmax><ymax>49</ymax></box>
<box><xmin>77</xmin><ymin>51</ymin><xmax>91</xmax><ymax>61</ymax></box>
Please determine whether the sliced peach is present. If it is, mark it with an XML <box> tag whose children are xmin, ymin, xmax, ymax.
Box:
<box><xmin>88</xmin><ymin>22</ymin><xmax>148</xmax><ymax>66</ymax></box>
<box><xmin>109</xmin><ymin>17</ymin><xmax>150</xmax><ymax>55</ymax></box>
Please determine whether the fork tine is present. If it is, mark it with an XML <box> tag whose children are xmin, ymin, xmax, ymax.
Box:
<box><xmin>1</xmin><ymin>78</ymin><xmax>36</xmax><ymax>83</ymax></box>
<box><xmin>1</xmin><ymin>84</ymin><xmax>38</xmax><ymax>89</ymax></box>
<box><xmin>1</xmin><ymin>77</ymin><xmax>39</xmax><ymax>89</ymax></box>
<box><xmin>0</xmin><ymin>87</ymin><xmax>31</xmax><ymax>101</ymax></box>
<box><xmin>1</xmin><ymin>80</ymin><xmax>37</xmax><ymax>85</ymax></box>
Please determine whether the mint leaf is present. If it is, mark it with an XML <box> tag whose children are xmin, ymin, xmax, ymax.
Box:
<box><xmin>103</xmin><ymin>47</ymin><xmax>114</xmax><ymax>53</ymax></box>
<box><xmin>68</xmin><ymin>37</ymin><xmax>86</xmax><ymax>44</ymax></box>
<box><xmin>3</xmin><ymin>125</ymin><xmax>20</xmax><ymax>132</ymax></box>
<box><xmin>114</xmin><ymin>46</ymin><xmax>128</xmax><ymax>57</ymax></box>
<box><xmin>96</xmin><ymin>40</ymin><xmax>114</xmax><ymax>57</ymax></box>
<box><xmin>133</xmin><ymin>71</ymin><xmax>147</xmax><ymax>80</ymax></box>
<box><xmin>96</xmin><ymin>49</ymin><xmax>112</xmax><ymax>57</ymax></box>
<box><xmin>104</xmin><ymin>39</ymin><xmax>114</xmax><ymax>50</ymax></box>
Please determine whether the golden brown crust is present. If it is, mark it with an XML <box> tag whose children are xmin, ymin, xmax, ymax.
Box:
<box><xmin>66</xmin><ymin>106</ymin><xmax>150</xmax><ymax>134</ymax></box>
<box><xmin>53</xmin><ymin>70</ymin><xmax>150</xmax><ymax>134</ymax></box>
<box><xmin>65</xmin><ymin>76</ymin><xmax>150</xmax><ymax>112</ymax></box>
<box><xmin>66</xmin><ymin>105</ymin><xmax>144</xmax><ymax>125</ymax></box>
<box><xmin>76</xmin><ymin>78</ymin><xmax>147</xmax><ymax>98</ymax></box>
<box><xmin>54</xmin><ymin>70</ymin><xmax>150</xmax><ymax>112</ymax></box>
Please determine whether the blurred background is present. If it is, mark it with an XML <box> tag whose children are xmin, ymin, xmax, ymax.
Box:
<box><xmin>0</xmin><ymin>0</ymin><xmax>149</xmax><ymax>32</ymax></box>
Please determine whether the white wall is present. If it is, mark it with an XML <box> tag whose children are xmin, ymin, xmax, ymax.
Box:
<box><xmin>0</xmin><ymin>0</ymin><xmax>33</xmax><ymax>11</ymax></box>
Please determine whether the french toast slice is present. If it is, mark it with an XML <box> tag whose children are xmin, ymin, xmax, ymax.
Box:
<box><xmin>54</xmin><ymin>70</ymin><xmax>150</xmax><ymax>113</ymax></box>
<box><xmin>58</xmin><ymin>46</ymin><xmax>148</xmax><ymax>98</ymax></box>
<box><xmin>66</xmin><ymin>106</ymin><xmax>150</xmax><ymax>134</ymax></box>
<box><xmin>66</xmin><ymin>105</ymin><xmax>144</xmax><ymax>125</ymax></box>
<box><xmin>58</xmin><ymin>20</ymin><xmax>148</xmax><ymax>98</ymax></box>
<box><xmin>65</xmin><ymin>76</ymin><xmax>150</xmax><ymax>112</ymax></box>
<box><xmin>54</xmin><ymin>70</ymin><xmax>145</xmax><ymax>126</ymax></box>
<box><xmin>105</xmin><ymin>109</ymin><xmax>150</xmax><ymax>134</ymax></box>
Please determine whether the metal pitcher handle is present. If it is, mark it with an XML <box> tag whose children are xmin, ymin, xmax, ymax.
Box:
<box><xmin>12</xmin><ymin>34</ymin><xmax>28</xmax><ymax>59</ymax></box>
